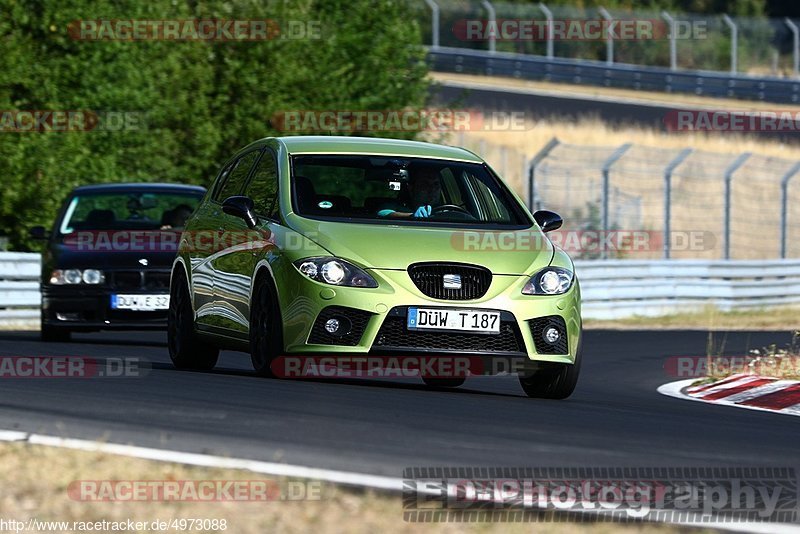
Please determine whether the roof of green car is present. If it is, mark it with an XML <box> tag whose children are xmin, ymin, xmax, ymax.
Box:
<box><xmin>275</xmin><ymin>136</ymin><xmax>483</xmax><ymax>163</ymax></box>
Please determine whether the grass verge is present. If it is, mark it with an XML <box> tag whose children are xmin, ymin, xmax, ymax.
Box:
<box><xmin>0</xmin><ymin>441</ymin><xmax>704</xmax><ymax>534</ymax></box>
<box><xmin>584</xmin><ymin>305</ymin><xmax>800</xmax><ymax>331</ymax></box>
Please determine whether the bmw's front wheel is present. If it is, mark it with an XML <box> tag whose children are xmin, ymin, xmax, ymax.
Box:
<box><xmin>168</xmin><ymin>270</ymin><xmax>219</xmax><ymax>371</ymax></box>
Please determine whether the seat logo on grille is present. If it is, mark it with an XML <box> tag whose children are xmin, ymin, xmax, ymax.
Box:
<box><xmin>443</xmin><ymin>274</ymin><xmax>462</xmax><ymax>289</ymax></box>
<box><xmin>138</xmin><ymin>258</ymin><xmax>148</xmax><ymax>266</ymax></box>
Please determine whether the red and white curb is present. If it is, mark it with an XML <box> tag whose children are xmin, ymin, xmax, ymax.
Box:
<box><xmin>659</xmin><ymin>373</ymin><xmax>800</xmax><ymax>417</ymax></box>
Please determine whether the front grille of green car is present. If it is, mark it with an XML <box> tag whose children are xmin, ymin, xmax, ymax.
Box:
<box><xmin>407</xmin><ymin>263</ymin><xmax>492</xmax><ymax>300</ymax></box>
<box><xmin>373</xmin><ymin>316</ymin><xmax>524</xmax><ymax>354</ymax></box>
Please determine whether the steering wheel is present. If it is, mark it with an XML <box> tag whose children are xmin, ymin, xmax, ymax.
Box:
<box><xmin>431</xmin><ymin>204</ymin><xmax>471</xmax><ymax>215</ymax></box>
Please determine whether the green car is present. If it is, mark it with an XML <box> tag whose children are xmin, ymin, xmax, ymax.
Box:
<box><xmin>168</xmin><ymin>136</ymin><xmax>581</xmax><ymax>398</ymax></box>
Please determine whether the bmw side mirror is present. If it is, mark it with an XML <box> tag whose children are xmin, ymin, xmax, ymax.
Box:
<box><xmin>29</xmin><ymin>226</ymin><xmax>49</xmax><ymax>240</ymax></box>
<box><xmin>533</xmin><ymin>210</ymin><xmax>563</xmax><ymax>233</ymax></box>
<box><xmin>222</xmin><ymin>196</ymin><xmax>258</xmax><ymax>229</ymax></box>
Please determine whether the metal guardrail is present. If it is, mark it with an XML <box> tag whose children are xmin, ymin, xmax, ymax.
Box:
<box><xmin>575</xmin><ymin>259</ymin><xmax>800</xmax><ymax>319</ymax></box>
<box><xmin>0</xmin><ymin>252</ymin><xmax>40</xmax><ymax>321</ymax></box>
<box><xmin>0</xmin><ymin>253</ymin><xmax>798</xmax><ymax>323</ymax></box>
<box><xmin>428</xmin><ymin>47</ymin><xmax>800</xmax><ymax>104</ymax></box>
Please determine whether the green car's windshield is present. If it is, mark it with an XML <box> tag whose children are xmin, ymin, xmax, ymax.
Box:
<box><xmin>58</xmin><ymin>191</ymin><xmax>202</xmax><ymax>235</ymax></box>
<box><xmin>291</xmin><ymin>155</ymin><xmax>531</xmax><ymax>227</ymax></box>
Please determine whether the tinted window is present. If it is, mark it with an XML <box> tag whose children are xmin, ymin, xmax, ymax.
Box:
<box><xmin>244</xmin><ymin>150</ymin><xmax>279</xmax><ymax>219</ymax></box>
<box><xmin>215</xmin><ymin>150</ymin><xmax>260</xmax><ymax>202</ymax></box>
<box><xmin>290</xmin><ymin>155</ymin><xmax>530</xmax><ymax>227</ymax></box>
<box><xmin>58</xmin><ymin>191</ymin><xmax>202</xmax><ymax>234</ymax></box>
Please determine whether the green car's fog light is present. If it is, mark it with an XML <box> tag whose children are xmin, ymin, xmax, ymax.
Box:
<box><xmin>293</xmin><ymin>257</ymin><xmax>378</xmax><ymax>288</ymax></box>
<box><xmin>325</xmin><ymin>318</ymin><xmax>340</xmax><ymax>333</ymax></box>
<box><xmin>544</xmin><ymin>326</ymin><xmax>561</xmax><ymax>344</ymax></box>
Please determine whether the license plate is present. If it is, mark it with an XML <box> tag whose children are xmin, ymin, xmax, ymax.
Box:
<box><xmin>407</xmin><ymin>308</ymin><xmax>501</xmax><ymax>334</ymax></box>
<box><xmin>110</xmin><ymin>294</ymin><xmax>170</xmax><ymax>311</ymax></box>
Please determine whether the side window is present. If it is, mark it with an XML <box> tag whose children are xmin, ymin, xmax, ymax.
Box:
<box><xmin>244</xmin><ymin>150</ymin><xmax>280</xmax><ymax>219</ymax></box>
<box><xmin>214</xmin><ymin>150</ymin><xmax>261</xmax><ymax>202</ymax></box>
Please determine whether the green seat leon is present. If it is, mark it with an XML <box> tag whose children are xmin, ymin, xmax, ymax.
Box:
<box><xmin>168</xmin><ymin>136</ymin><xmax>581</xmax><ymax>398</ymax></box>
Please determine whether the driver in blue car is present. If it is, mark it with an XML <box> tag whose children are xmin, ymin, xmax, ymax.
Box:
<box><xmin>377</xmin><ymin>167</ymin><xmax>442</xmax><ymax>218</ymax></box>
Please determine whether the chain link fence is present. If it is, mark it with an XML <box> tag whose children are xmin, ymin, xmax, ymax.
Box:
<box><xmin>414</xmin><ymin>0</ymin><xmax>800</xmax><ymax>77</ymax></box>
<box><xmin>452</xmin><ymin>134</ymin><xmax>800</xmax><ymax>260</ymax></box>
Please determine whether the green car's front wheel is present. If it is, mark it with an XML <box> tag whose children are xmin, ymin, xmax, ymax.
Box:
<box><xmin>518</xmin><ymin>336</ymin><xmax>582</xmax><ymax>399</ymax></box>
<box><xmin>168</xmin><ymin>270</ymin><xmax>219</xmax><ymax>371</ymax></box>
<box><xmin>250</xmin><ymin>278</ymin><xmax>283</xmax><ymax>377</ymax></box>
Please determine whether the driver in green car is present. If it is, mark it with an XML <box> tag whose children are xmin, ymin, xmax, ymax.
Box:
<box><xmin>377</xmin><ymin>166</ymin><xmax>442</xmax><ymax>218</ymax></box>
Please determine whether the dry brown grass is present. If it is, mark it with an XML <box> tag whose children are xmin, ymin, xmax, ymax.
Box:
<box><xmin>0</xmin><ymin>441</ymin><xmax>698</xmax><ymax>534</ymax></box>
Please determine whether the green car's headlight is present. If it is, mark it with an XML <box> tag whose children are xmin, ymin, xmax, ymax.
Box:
<box><xmin>293</xmin><ymin>257</ymin><xmax>378</xmax><ymax>288</ymax></box>
<box><xmin>522</xmin><ymin>267</ymin><xmax>573</xmax><ymax>295</ymax></box>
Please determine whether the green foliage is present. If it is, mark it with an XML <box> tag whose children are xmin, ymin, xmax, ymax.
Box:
<box><xmin>0</xmin><ymin>0</ymin><xmax>430</xmax><ymax>250</ymax></box>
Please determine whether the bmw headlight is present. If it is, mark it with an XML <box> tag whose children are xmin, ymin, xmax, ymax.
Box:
<box><xmin>81</xmin><ymin>269</ymin><xmax>105</xmax><ymax>284</ymax></box>
<box><xmin>293</xmin><ymin>257</ymin><xmax>378</xmax><ymax>288</ymax></box>
<box><xmin>49</xmin><ymin>269</ymin><xmax>105</xmax><ymax>285</ymax></box>
<box><xmin>522</xmin><ymin>267</ymin><xmax>573</xmax><ymax>295</ymax></box>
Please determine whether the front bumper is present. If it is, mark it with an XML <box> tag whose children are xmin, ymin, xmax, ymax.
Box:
<box><xmin>279</xmin><ymin>267</ymin><xmax>581</xmax><ymax>364</ymax></box>
<box><xmin>41</xmin><ymin>285</ymin><xmax>169</xmax><ymax>331</ymax></box>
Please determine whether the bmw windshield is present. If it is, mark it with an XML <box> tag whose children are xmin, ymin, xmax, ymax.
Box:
<box><xmin>290</xmin><ymin>155</ymin><xmax>532</xmax><ymax>228</ymax></box>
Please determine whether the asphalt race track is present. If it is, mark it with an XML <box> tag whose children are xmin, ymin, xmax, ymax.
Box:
<box><xmin>0</xmin><ymin>329</ymin><xmax>797</xmax><ymax>476</ymax></box>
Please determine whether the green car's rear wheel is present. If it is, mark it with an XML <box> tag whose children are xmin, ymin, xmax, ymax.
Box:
<box><xmin>250</xmin><ymin>278</ymin><xmax>283</xmax><ymax>377</ymax></box>
<box><xmin>518</xmin><ymin>335</ymin><xmax>582</xmax><ymax>399</ymax></box>
<box><xmin>168</xmin><ymin>270</ymin><xmax>219</xmax><ymax>371</ymax></box>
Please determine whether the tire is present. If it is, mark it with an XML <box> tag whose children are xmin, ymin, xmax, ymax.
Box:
<box><xmin>168</xmin><ymin>270</ymin><xmax>219</xmax><ymax>370</ymax></box>
<box><xmin>40</xmin><ymin>320</ymin><xmax>71</xmax><ymax>342</ymax></box>
<box><xmin>421</xmin><ymin>376</ymin><xmax>466</xmax><ymax>388</ymax></box>
<box><xmin>518</xmin><ymin>334</ymin><xmax>582</xmax><ymax>399</ymax></box>
<box><xmin>249</xmin><ymin>276</ymin><xmax>283</xmax><ymax>377</ymax></box>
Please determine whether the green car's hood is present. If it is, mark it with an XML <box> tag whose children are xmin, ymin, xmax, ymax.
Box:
<box><xmin>285</xmin><ymin>217</ymin><xmax>553</xmax><ymax>275</ymax></box>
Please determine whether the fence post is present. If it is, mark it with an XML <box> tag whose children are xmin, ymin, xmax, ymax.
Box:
<box><xmin>599</xmin><ymin>7</ymin><xmax>614</xmax><ymax>66</ymax></box>
<box><xmin>722</xmin><ymin>14</ymin><xmax>738</xmax><ymax>74</ymax></box>
<box><xmin>481</xmin><ymin>0</ymin><xmax>496</xmax><ymax>54</ymax></box>
<box><xmin>663</xmin><ymin>148</ymin><xmax>692</xmax><ymax>259</ymax></box>
<box><xmin>780</xmin><ymin>162</ymin><xmax>800</xmax><ymax>258</ymax></box>
<box><xmin>539</xmin><ymin>3</ymin><xmax>554</xmax><ymax>59</ymax></box>
<box><xmin>786</xmin><ymin>18</ymin><xmax>800</xmax><ymax>77</ymax></box>
<box><xmin>723</xmin><ymin>152</ymin><xmax>750</xmax><ymax>259</ymax></box>
<box><xmin>661</xmin><ymin>11</ymin><xmax>678</xmax><ymax>71</ymax></box>
<box><xmin>528</xmin><ymin>137</ymin><xmax>560</xmax><ymax>211</ymax></box>
<box><xmin>424</xmin><ymin>0</ymin><xmax>440</xmax><ymax>49</ymax></box>
<box><xmin>601</xmin><ymin>143</ymin><xmax>633</xmax><ymax>259</ymax></box>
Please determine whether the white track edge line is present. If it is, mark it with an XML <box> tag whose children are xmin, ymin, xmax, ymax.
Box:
<box><xmin>1</xmin><ymin>430</ymin><xmax>798</xmax><ymax>533</ymax></box>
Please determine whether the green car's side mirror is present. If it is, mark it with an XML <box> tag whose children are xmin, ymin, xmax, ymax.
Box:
<box><xmin>533</xmin><ymin>210</ymin><xmax>563</xmax><ymax>233</ymax></box>
<box><xmin>222</xmin><ymin>196</ymin><xmax>258</xmax><ymax>229</ymax></box>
